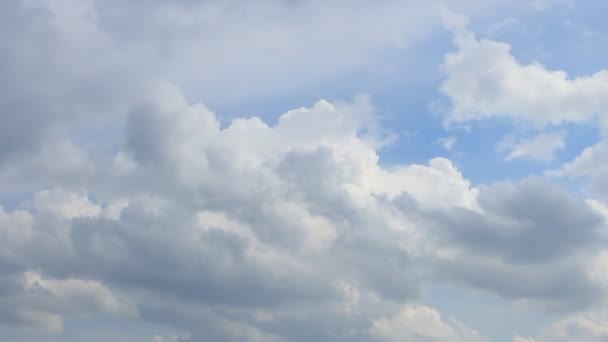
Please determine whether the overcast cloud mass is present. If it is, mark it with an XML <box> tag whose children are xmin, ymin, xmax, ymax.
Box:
<box><xmin>2</xmin><ymin>1</ymin><xmax>608</xmax><ymax>341</ymax></box>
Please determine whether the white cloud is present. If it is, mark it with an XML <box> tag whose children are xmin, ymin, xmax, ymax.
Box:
<box><xmin>2</xmin><ymin>2</ymin><xmax>608</xmax><ymax>341</ymax></box>
<box><xmin>154</xmin><ymin>336</ymin><xmax>178</xmax><ymax>342</ymax></box>
<box><xmin>497</xmin><ymin>131</ymin><xmax>566</xmax><ymax>162</ymax></box>
<box><xmin>33</xmin><ymin>188</ymin><xmax>102</xmax><ymax>219</ymax></box>
<box><xmin>14</xmin><ymin>311</ymin><xmax>63</xmax><ymax>334</ymax></box>
<box><xmin>0</xmin><ymin>79</ymin><xmax>606</xmax><ymax>339</ymax></box>
<box><xmin>437</xmin><ymin>136</ymin><xmax>457</xmax><ymax>150</ymax></box>
<box><xmin>587</xmin><ymin>199</ymin><xmax>608</xmax><ymax>222</ymax></box>
<box><xmin>532</xmin><ymin>0</ymin><xmax>575</xmax><ymax>11</ymax></box>
<box><xmin>0</xmin><ymin>87</ymin><xmax>603</xmax><ymax>340</ymax></box>
<box><xmin>513</xmin><ymin>336</ymin><xmax>536</xmax><ymax>342</ymax></box>
<box><xmin>371</xmin><ymin>305</ymin><xmax>486</xmax><ymax>342</ymax></box>
<box><xmin>551</xmin><ymin>140</ymin><xmax>608</xmax><ymax>201</ymax></box>
<box><xmin>0</xmin><ymin>270</ymin><xmax>137</xmax><ymax>334</ymax></box>
<box><xmin>40</xmin><ymin>0</ymin><xmax>445</xmax><ymax>105</ymax></box>
<box><xmin>0</xmin><ymin>89</ymin><xmax>482</xmax><ymax>340</ymax></box>
<box><xmin>440</xmin><ymin>12</ymin><xmax>608</xmax><ymax>128</ymax></box>
<box><xmin>22</xmin><ymin>271</ymin><xmax>138</xmax><ymax>318</ymax></box>
<box><xmin>0</xmin><ymin>72</ymin><xmax>605</xmax><ymax>341</ymax></box>
<box><xmin>519</xmin><ymin>312</ymin><xmax>608</xmax><ymax>342</ymax></box>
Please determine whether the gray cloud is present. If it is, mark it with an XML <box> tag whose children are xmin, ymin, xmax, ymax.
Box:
<box><xmin>441</xmin><ymin>179</ymin><xmax>605</xmax><ymax>263</ymax></box>
<box><xmin>412</xmin><ymin>179</ymin><xmax>608</xmax><ymax>312</ymax></box>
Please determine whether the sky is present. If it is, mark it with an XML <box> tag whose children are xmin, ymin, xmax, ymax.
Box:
<box><xmin>2</xmin><ymin>1</ymin><xmax>608</xmax><ymax>341</ymax></box>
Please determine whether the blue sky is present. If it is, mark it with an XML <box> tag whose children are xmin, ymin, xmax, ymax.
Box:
<box><xmin>2</xmin><ymin>1</ymin><xmax>608</xmax><ymax>341</ymax></box>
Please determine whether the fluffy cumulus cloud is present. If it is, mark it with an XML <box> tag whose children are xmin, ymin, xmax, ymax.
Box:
<box><xmin>0</xmin><ymin>82</ymin><xmax>482</xmax><ymax>340</ymax></box>
<box><xmin>440</xmin><ymin>10</ymin><xmax>608</xmax><ymax>128</ymax></box>
<box><xmin>2</xmin><ymin>1</ymin><xmax>608</xmax><ymax>342</ymax></box>
<box><xmin>1</xmin><ymin>82</ymin><xmax>606</xmax><ymax>340</ymax></box>
<box><xmin>437</xmin><ymin>7</ymin><xmax>608</xmax><ymax>219</ymax></box>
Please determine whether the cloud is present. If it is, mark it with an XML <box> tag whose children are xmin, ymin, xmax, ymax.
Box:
<box><xmin>0</xmin><ymin>269</ymin><xmax>136</xmax><ymax>334</ymax></box>
<box><xmin>532</xmin><ymin>0</ymin><xmax>575</xmax><ymax>11</ymax></box>
<box><xmin>0</xmin><ymin>1</ymin><xmax>144</xmax><ymax>163</ymax></box>
<box><xmin>0</xmin><ymin>0</ymin><xmax>512</xmax><ymax>181</ymax></box>
<box><xmin>517</xmin><ymin>312</ymin><xmax>608</xmax><ymax>341</ymax></box>
<box><xmin>21</xmin><ymin>271</ymin><xmax>137</xmax><ymax>319</ymax></box>
<box><xmin>552</xmin><ymin>140</ymin><xmax>608</xmax><ymax>201</ymax></box>
<box><xmin>497</xmin><ymin>131</ymin><xmax>566</xmax><ymax>162</ymax></box>
<box><xmin>513</xmin><ymin>336</ymin><xmax>536</xmax><ymax>342</ymax></box>
<box><xmin>438</xmin><ymin>179</ymin><xmax>605</xmax><ymax>262</ymax></box>
<box><xmin>418</xmin><ymin>178</ymin><xmax>608</xmax><ymax>312</ymax></box>
<box><xmin>0</xmin><ymin>87</ymin><xmax>480</xmax><ymax>340</ymax></box>
<box><xmin>41</xmin><ymin>0</ymin><xmax>453</xmax><ymax>105</ymax></box>
<box><xmin>1</xmin><ymin>85</ymin><xmax>606</xmax><ymax>340</ymax></box>
<box><xmin>437</xmin><ymin>136</ymin><xmax>457</xmax><ymax>150</ymax></box>
<box><xmin>0</xmin><ymin>310</ymin><xmax>63</xmax><ymax>334</ymax></box>
<box><xmin>32</xmin><ymin>188</ymin><xmax>102</xmax><ymax>219</ymax></box>
<box><xmin>587</xmin><ymin>199</ymin><xmax>608</xmax><ymax>221</ymax></box>
<box><xmin>2</xmin><ymin>2</ymin><xmax>608</xmax><ymax>341</ymax></box>
<box><xmin>440</xmin><ymin>12</ymin><xmax>608</xmax><ymax>128</ymax></box>
<box><xmin>0</xmin><ymin>1</ymin><xmax>513</xmax><ymax>196</ymax></box>
<box><xmin>370</xmin><ymin>305</ymin><xmax>487</xmax><ymax>342</ymax></box>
